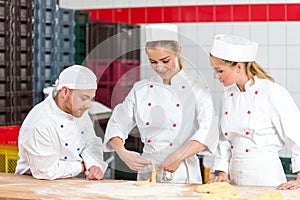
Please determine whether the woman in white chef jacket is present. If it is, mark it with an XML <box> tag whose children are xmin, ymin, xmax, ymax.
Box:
<box><xmin>103</xmin><ymin>23</ymin><xmax>218</xmax><ymax>183</ymax></box>
<box><xmin>208</xmin><ymin>34</ymin><xmax>300</xmax><ymax>189</ymax></box>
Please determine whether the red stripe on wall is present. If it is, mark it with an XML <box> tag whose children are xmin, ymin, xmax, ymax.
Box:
<box><xmin>83</xmin><ymin>4</ymin><xmax>300</xmax><ymax>24</ymax></box>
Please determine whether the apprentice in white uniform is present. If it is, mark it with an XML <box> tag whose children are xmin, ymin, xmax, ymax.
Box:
<box><xmin>104</xmin><ymin>23</ymin><xmax>218</xmax><ymax>183</ymax></box>
<box><xmin>208</xmin><ymin>34</ymin><xmax>300</xmax><ymax>189</ymax></box>
<box><xmin>16</xmin><ymin>65</ymin><xmax>107</xmax><ymax>180</ymax></box>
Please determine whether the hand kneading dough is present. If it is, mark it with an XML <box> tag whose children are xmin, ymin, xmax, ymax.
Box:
<box><xmin>247</xmin><ymin>191</ymin><xmax>283</xmax><ymax>200</ymax></box>
<box><xmin>134</xmin><ymin>161</ymin><xmax>156</xmax><ymax>186</ymax></box>
<box><xmin>195</xmin><ymin>182</ymin><xmax>242</xmax><ymax>199</ymax></box>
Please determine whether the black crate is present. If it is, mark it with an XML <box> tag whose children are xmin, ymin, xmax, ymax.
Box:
<box><xmin>20</xmin><ymin>37</ymin><xmax>33</xmax><ymax>51</ymax></box>
<box><xmin>0</xmin><ymin>1</ymin><xmax>10</xmax><ymax>20</ymax></box>
<box><xmin>21</xmin><ymin>7</ymin><xmax>33</xmax><ymax>23</ymax></box>
<box><xmin>21</xmin><ymin>66</ymin><xmax>33</xmax><ymax>80</ymax></box>
<box><xmin>0</xmin><ymin>106</ymin><xmax>32</xmax><ymax>125</ymax></box>
<box><xmin>0</xmin><ymin>35</ymin><xmax>9</xmax><ymax>51</ymax></box>
<box><xmin>0</xmin><ymin>20</ymin><xmax>10</xmax><ymax>36</ymax></box>
<box><xmin>0</xmin><ymin>78</ymin><xmax>22</xmax><ymax>95</ymax></box>
<box><xmin>20</xmin><ymin>0</ymin><xmax>33</xmax><ymax>8</ymax></box>
<box><xmin>20</xmin><ymin>51</ymin><xmax>32</xmax><ymax>66</ymax></box>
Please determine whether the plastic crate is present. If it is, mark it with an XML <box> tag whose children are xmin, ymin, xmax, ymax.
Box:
<box><xmin>0</xmin><ymin>145</ymin><xmax>19</xmax><ymax>173</ymax></box>
<box><xmin>74</xmin><ymin>11</ymin><xmax>89</xmax><ymax>25</ymax></box>
<box><xmin>0</xmin><ymin>125</ymin><xmax>20</xmax><ymax>146</ymax></box>
<box><xmin>86</xmin><ymin>59</ymin><xmax>114</xmax><ymax>83</ymax></box>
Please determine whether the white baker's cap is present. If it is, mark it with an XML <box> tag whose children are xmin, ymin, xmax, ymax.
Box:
<box><xmin>55</xmin><ymin>65</ymin><xmax>97</xmax><ymax>90</ymax></box>
<box><xmin>145</xmin><ymin>23</ymin><xmax>178</xmax><ymax>42</ymax></box>
<box><xmin>210</xmin><ymin>34</ymin><xmax>259</xmax><ymax>62</ymax></box>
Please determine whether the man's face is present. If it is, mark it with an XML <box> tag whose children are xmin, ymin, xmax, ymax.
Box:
<box><xmin>64</xmin><ymin>89</ymin><xmax>96</xmax><ymax>118</ymax></box>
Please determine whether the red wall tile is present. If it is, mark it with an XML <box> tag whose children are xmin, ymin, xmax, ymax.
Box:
<box><xmin>197</xmin><ymin>5</ymin><xmax>214</xmax><ymax>22</ymax></box>
<box><xmin>83</xmin><ymin>4</ymin><xmax>300</xmax><ymax>23</ymax></box>
<box><xmin>215</xmin><ymin>5</ymin><xmax>232</xmax><ymax>22</ymax></box>
<box><xmin>164</xmin><ymin>6</ymin><xmax>181</xmax><ymax>22</ymax></box>
<box><xmin>233</xmin><ymin>5</ymin><xmax>250</xmax><ymax>21</ymax></box>
<box><xmin>250</xmin><ymin>4</ymin><xmax>267</xmax><ymax>21</ymax></box>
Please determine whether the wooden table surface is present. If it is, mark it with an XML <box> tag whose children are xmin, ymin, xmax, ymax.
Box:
<box><xmin>1</xmin><ymin>173</ymin><xmax>300</xmax><ymax>200</ymax></box>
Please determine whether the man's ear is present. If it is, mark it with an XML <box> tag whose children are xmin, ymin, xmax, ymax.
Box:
<box><xmin>60</xmin><ymin>86</ymin><xmax>70</xmax><ymax>97</ymax></box>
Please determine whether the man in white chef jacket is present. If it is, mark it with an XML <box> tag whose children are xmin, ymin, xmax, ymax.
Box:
<box><xmin>16</xmin><ymin>65</ymin><xmax>108</xmax><ymax>180</ymax></box>
<box><xmin>103</xmin><ymin>24</ymin><xmax>219</xmax><ymax>183</ymax></box>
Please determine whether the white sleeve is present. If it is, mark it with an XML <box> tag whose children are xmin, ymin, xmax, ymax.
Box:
<box><xmin>23</xmin><ymin>126</ymin><xmax>82</xmax><ymax>180</ymax></box>
<box><xmin>211</xmin><ymin>93</ymin><xmax>231</xmax><ymax>174</ymax></box>
<box><xmin>80</xmin><ymin>114</ymin><xmax>108</xmax><ymax>173</ymax></box>
<box><xmin>269</xmin><ymin>85</ymin><xmax>300</xmax><ymax>173</ymax></box>
<box><xmin>211</xmin><ymin>134</ymin><xmax>232</xmax><ymax>174</ymax></box>
<box><xmin>103</xmin><ymin>87</ymin><xmax>137</xmax><ymax>152</ymax></box>
<box><xmin>189</xmin><ymin>87</ymin><xmax>219</xmax><ymax>154</ymax></box>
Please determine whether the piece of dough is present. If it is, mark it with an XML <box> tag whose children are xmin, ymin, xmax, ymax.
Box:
<box><xmin>134</xmin><ymin>161</ymin><xmax>156</xmax><ymax>186</ymax></box>
<box><xmin>288</xmin><ymin>195</ymin><xmax>300</xmax><ymax>200</ymax></box>
<box><xmin>195</xmin><ymin>182</ymin><xmax>242</xmax><ymax>199</ymax></box>
<box><xmin>247</xmin><ymin>191</ymin><xmax>283</xmax><ymax>200</ymax></box>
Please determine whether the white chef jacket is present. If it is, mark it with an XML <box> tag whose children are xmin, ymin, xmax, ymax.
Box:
<box><xmin>104</xmin><ymin>70</ymin><xmax>218</xmax><ymax>183</ymax></box>
<box><xmin>15</xmin><ymin>94</ymin><xmax>108</xmax><ymax>180</ymax></box>
<box><xmin>212</xmin><ymin>76</ymin><xmax>300</xmax><ymax>185</ymax></box>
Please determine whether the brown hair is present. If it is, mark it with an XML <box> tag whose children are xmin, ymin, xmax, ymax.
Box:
<box><xmin>146</xmin><ymin>40</ymin><xmax>184</xmax><ymax>69</ymax></box>
<box><xmin>210</xmin><ymin>54</ymin><xmax>274</xmax><ymax>84</ymax></box>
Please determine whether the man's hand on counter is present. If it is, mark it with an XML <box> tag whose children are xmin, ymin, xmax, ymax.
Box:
<box><xmin>84</xmin><ymin>165</ymin><xmax>104</xmax><ymax>180</ymax></box>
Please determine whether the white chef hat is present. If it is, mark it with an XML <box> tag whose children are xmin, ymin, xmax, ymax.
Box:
<box><xmin>210</xmin><ymin>34</ymin><xmax>259</xmax><ymax>62</ymax></box>
<box><xmin>145</xmin><ymin>23</ymin><xmax>178</xmax><ymax>42</ymax></box>
<box><xmin>55</xmin><ymin>65</ymin><xmax>97</xmax><ymax>90</ymax></box>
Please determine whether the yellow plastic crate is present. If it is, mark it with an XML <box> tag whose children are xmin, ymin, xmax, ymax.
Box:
<box><xmin>0</xmin><ymin>145</ymin><xmax>19</xmax><ymax>173</ymax></box>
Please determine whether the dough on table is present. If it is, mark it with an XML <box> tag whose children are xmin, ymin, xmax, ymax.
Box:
<box><xmin>134</xmin><ymin>160</ymin><xmax>156</xmax><ymax>186</ymax></box>
<box><xmin>288</xmin><ymin>195</ymin><xmax>300</xmax><ymax>200</ymax></box>
<box><xmin>247</xmin><ymin>191</ymin><xmax>283</xmax><ymax>200</ymax></box>
<box><xmin>195</xmin><ymin>182</ymin><xmax>242</xmax><ymax>199</ymax></box>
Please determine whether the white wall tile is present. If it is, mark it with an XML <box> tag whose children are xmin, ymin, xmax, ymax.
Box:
<box><xmin>286</xmin><ymin>22</ymin><xmax>300</xmax><ymax>45</ymax></box>
<box><xmin>81</xmin><ymin>0</ymin><xmax>101</xmax><ymax>9</ymax></box>
<box><xmin>269</xmin><ymin>69</ymin><xmax>287</xmax><ymax>87</ymax></box>
<box><xmin>178</xmin><ymin>0</ymin><xmax>197</xmax><ymax>5</ymax></box>
<box><xmin>287</xmin><ymin>70</ymin><xmax>300</xmax><ymax>93</ymax></box>
<box><xmin>290</xmin><ymin>93</ymin><xmax>300</xmax><ymax>111</ymax></box>
<box><xmin>112</xmin><ymin>0</ymin><xmax>130</xmax><ymax>8</ymax></box>
<box><xmin>268</xmin><ymin>23</ymin><xmax>287</xmax><ymax>45</ymax></box>
<box><xmin>181</xmin><ymin>45</ymin><xmax>202</xmax><ymax>68</ymax></box>
<box><xmin>249</xmin><ymin>0</ymin><xmax>270</xmax><ymax>3</ymax></box>
<box><xmin>178</xmin><ymin>23</ymin><xmax>199</xmax><ymax>46</ymax></box>
<box><xmin>256</xmin><ymin>45</ymin><xmax>269</xmax><ymax>69</ymax></box>
<box><xmin>128</xmin><ymin>0</ymin><xmax>148</xmax><ymax>7</ymax></box>
<box><xmin>250</xmin><ymin>22</ymin><xmax>269</xmax><ymax>46</ymax></box>
<box><xmin>287</xmin><ymin>46</ymin><xmax>300</xmax><ymax>68</ymax></box>
<box><xmin>232</xmin><ymin>23</ymin><xmax>250</xmax><ymax>39</ymax></box>
<box><xmin>198</xmin><ymin>23</ymin><xmax>215</xmax><ymax>46</ymax></box>
<box><xmin>268</xmin><ymin>45</ymin><xmax>286</xmax><ymax>69</ymax></box>
<box><xmin>162</xmin><ymin>0</ymin><xmax>179</xmax><ymax>6</ymax></box>
<box><xmin>214</xmin><ymin>23</ymin><xmax>233</xmax><ymax>36</ymax></box>
<box><xmin>59</xmin><ymin>0</ymin><xmax>83</xmax><ymax>9</ymax></box>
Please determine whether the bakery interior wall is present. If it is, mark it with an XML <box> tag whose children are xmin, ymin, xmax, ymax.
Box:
<box><xmin>59</xmin><ymin>0</ymin><xmax>300</xmax><ymax>160</ymax></box>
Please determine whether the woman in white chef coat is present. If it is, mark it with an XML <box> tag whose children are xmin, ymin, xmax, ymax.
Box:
<box><xmin>103</xmin><ymin>23</ymin><xmax>218</xmax><ymax>183</ymax></box>
<box><xmin>208</xmin><ymin>34</ymin><xmax>300</xmax><ymax>189</ymax></box>
<box><xmin>16</xmin><ymin>65</ymin><xmax>107</xmax><ymax>180</ymax></box>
